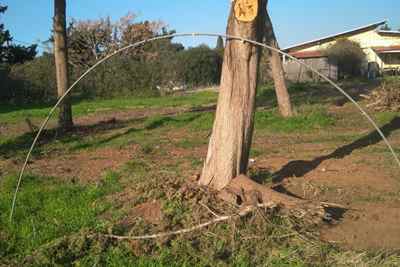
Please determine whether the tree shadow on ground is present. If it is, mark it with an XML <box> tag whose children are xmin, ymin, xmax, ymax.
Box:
<box><xmin>0</xmin><ymin>113</ymin><xmax>204</xmax><ymax>159</ymax></box>
<box><xmin>144</xmin><ymin>114</ymin><xmax>200</xmax><ymax>130</ymax></box>
<box><xmin>272</xmin><ymin>117</ymin><xmax>400</xmax><ymax>183</ymax></box>
<box><xmin>250</xmin><ymin>167</ymin><xmax>273</xmax><ymax>184</ymax></box>
<box><xmin>256</xmin><ymin>80</ymin><xmax>380</xmax><ymax>110</ymax></box>
<box><xmin>0</xmin><ymin>118</ymin><xmax>137</xmax><ymax>159</ymax></box>
<box><xmin>72</xmin><ymin>114</ymin><xmax>203</xmax><ymax>151</ymax></box>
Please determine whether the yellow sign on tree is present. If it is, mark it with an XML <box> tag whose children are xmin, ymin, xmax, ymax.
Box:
<box><xmin>234</xmin><ymin>0</ymin><xmax>258</xmax><ymax>22</ymax></box>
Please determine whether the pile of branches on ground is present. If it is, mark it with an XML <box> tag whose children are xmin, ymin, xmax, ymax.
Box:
<box><xmin>361</xmin><ymin>82</ymin><xmax>400</xmax><ymax>111</ymax></box>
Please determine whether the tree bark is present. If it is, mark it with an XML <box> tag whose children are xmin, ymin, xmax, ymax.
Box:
<box><xmin>54</xmin><ymin>0</ymin><xmax>73</xmax><ymax>131</ymax></box>
<box><xmin>199</xmin><ymin>0</ymin><xmax>267</xmax><ymax>190</ymax></box>
<box><xmin>264</xmin><ymin>8</ymin><xmax>293</xmax><ymax>118</ymax></box>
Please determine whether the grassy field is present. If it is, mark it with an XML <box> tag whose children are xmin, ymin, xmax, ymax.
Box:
<box><xmin>1</xmin><ymin>82</ymin><xmax>400</xmax><ymax>266</ymax></box>
<box><xmin>0</xmin><ymin>91</ymin><xmax>218</xmax><ymax>124</ymax></box>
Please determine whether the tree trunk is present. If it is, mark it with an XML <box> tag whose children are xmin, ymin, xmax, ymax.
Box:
<box><xmin>54</xmin><ymin>0</ymin><xmax>73</xmax><ymax>131</ymax></box>
<box><xmin>264</xmin><ymin>9</ymin><xmax>293</xmax><ymax>118</ymax></box>
<box><xmin>199</xmin><ymin>0</ymin><xmax>267</xmax><ymax>190</ymax></box>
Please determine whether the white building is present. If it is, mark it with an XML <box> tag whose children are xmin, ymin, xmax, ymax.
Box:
<box><xmin>283</xmin><ymin>20</ymin><xmax>400</xmax><ymax>81</ymax></box>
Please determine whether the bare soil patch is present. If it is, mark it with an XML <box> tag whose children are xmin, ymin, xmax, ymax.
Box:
<box><xmin>121</xmin><ymin>200</ymin><xmax>163</xmax><ymax>226</ymax></box>
<box><xmin>250</xmin><ymin>140</ymin><xmax>400</xmax><ymax>250</ymax></box>
<box><xmin>29</xmin><ymin>145</ymin><xmax>138</xmax><ymax>183</ymax></box>
<box><xmin>5</xmin><ymin>99</ymin><xmax>399</xmax><ymax>251</ymax></box>
<box><xmin>321</xmin><ymin>202</ymin><xmax>400</xmax><ymax>250</ymax></box>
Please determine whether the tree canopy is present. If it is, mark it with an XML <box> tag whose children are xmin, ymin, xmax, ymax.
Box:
<box><xmin>0</xmin><ymin>5</ymin><xmax>37</xmax><ymax>64</ymax></box>
<box><xmin>324</xmin><ymin>38</ymin><xmax>366</xmax><ymax>77</ymax></box>
<box><xmin>216</xmin><ymin>36</ymin><xmax>224</xmax><ymax>50</ymax></box>
<box><xmin>380</xmin><ymin>24</ymin><xmax>392</xmax><ymax>31</ymax></box>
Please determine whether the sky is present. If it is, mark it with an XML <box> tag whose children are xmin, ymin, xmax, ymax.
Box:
<box><xmin>2</xmin><ymin>0</ymin><xmax>400</xmax><ymax>52</ymax></box>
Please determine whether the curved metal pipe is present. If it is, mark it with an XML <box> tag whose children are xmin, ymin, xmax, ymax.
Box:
<box><xmin>10</xmin><ymin>32</ymin><xmax>400</xmax><ymax>221</ymax></box>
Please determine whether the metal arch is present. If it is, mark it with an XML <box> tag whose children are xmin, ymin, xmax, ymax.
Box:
<box><xmin>10</xmin><ymin>32</ymin><xmax>400</xmax><ymax>221</ymax></box>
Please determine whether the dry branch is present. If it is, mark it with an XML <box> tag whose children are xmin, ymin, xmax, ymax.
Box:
<box><xmin>362</xmin><ymin>82</ymin><xmax>400</xmax><ymax>111</ymax></box>
<box><xmin>104</xmin><ymin>202</ymin><xmax>276</xmax><ymax>241</ymax></box>
<box><xmin>104</xmin><ymin>176</ymin><xmax>344</xmax><ymax>242</ymax></box>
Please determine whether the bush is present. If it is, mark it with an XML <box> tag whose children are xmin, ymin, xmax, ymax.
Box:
<box><xmin>0</xmin><ymin>53</ymin><xmax>57</xmax><ymax>104</ymax></box>
<box><xmin>0</xmin><ymin>54</ymin><xmax>56</xmax><ymax>104</ymax></box>
<box><xmin>0</xmin><ymin>63</ymin><xmax>12</xmax><ymax>100</ymax></box>
<box><xmin>176</xmin><ymin>45</ymin><xmax>222</xmax><ymax>88</ymax></box>
<box><xmin>77</xmin><ymin>57</ymin><xmax>162</xmax><ymax>99</ymax></box>
<box><xmin>324</xmin><ymin>38</ymin><xmax>366</xmax><ymax>78</ymax></box>
<box><xmin>8</xmin><ymin>53</ymin><xmax>57</xmax><ymax>103</ymax></box>
<box><xmin>0</xmin><ymin>44</ymin><xmax>223</xmax><ymax>104</ymax></box>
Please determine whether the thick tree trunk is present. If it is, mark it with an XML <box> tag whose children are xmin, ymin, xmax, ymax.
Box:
<box><xmin>199</xmin><ymin>0</ymin><xmax>267</xmax><ymax>190</ymax></box>
<box><xmin>54</xmin><ymin>0</ymin><xmax>73</xmax><ymax>131</ymax></box>
<box><xmin>198</xmin><ymin>1</ymin><xmax>339</xmax><ymax>223</ymax></box>
<box><xmin>264</xmin><ymin>10</ymin><xmax>293</xmax><ymax>118</ymax></box>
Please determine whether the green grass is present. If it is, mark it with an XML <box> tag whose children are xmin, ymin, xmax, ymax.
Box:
<box><xmin>177</xmin><ymin>137</ymin><xmax>207</xmax><ymax>149</ymax></box>
<box><xmin>2</xmin><ymin>85</ymin><xmax>400</xmax><ymax>265</ymax></box>
<box><xmin>2</xmin><ymin>169</ymin><xmax>400</xmax><ymax>266</ymax></box>
<box><xmin>255</xmin><ymin>106</ymin><xmax>335</xmax><ymax>133</ymax></box>
<box><xmin>0</xmin><ymin>91</ymin><xmax>218</xmax><ymax>124</ymax></box>
<box><xmin>0</xmin><ymin>104</ymin><xmax>335</xmax><ymax>162</ymax></box>
<box><xmin>375</xmin><ymin>111</ymin><xmax>399</xmax><ymax>125</ymax></box>
<box><xmin>0</xmin><ymin>172</ymin><xmax>121</xmax><ymax>262</ymax></box>
<box><xmin>141</xmin><ymin>105</ymin><xmax>334</xmax><ymax>135</ymax></box>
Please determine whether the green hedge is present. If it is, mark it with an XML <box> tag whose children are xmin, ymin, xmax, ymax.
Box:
<box><xmin>1</xmin><ymin>45</ymin><xmax>223</xmax><ymax>104</ymax></box>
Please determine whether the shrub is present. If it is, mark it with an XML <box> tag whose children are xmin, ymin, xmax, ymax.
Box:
<box><xmin>1</xmin><ymin>44</ymin><xmax>223</xmax><ymax>104</ymax></box>
<box><xmin>4</xmin><ymin>53</ymin><xmax>56</xmax><ymax>104</ymax></box>
<box><xmin>324</xmin><ymin>38</ymin><xmax>366</xmax><ymax>78</ymax></box>
<box><xmin>176</xmin><ymin>45</ymin><xmax>222</xmax><ymax>88</ymax></box>
<box><xmin>0</xmin><ymin>63</ymin><xmax>12</xmax><ymax>100</ymax></box>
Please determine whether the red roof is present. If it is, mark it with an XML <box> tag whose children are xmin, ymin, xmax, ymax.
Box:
<box><xmin>373</xmin><ymin>46</ymin><xmax>400</xmax><ymax>53</ymax></box>
<box><xmin>289</xmin><ymin>50</ymin><xmax>324</xmax><ymax>59</ymax></box>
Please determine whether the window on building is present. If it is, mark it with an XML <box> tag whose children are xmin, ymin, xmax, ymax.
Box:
<box><xmin>382</xmin><ymin>53</ymin><xmax>400</xmax><ymax>65</ymax></box>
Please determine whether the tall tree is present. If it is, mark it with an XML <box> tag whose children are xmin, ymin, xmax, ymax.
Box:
<box><xmin>199</xmin><ymin>0</ymin><xmax>267</xmax><ymax>190</ymax></box>
<box><xmin>198</xmin><ymin>1</ymin><xmax>329</xmax><ymax>217</ymax></box>
<box><xmin>0</xmin><ymin>5</ymin><xmax>37</xmax><ymax>64</ymax></box>
<box><xmin>216</xmin><ymin>36</ymin><xmax>224</xmax><ymax>50</ymax></box>
<box><xmin>54</xmin><ymin>0</ymin><xmax>73</xmax><ymax>131</ymax></box>
<box><xmin>264</xmin><ymin>2</ymin><xmax>293</xmax><ymax>117</ymax></box>
<box><xmin>67</xmin><ymin>14</ymin><xmax>166</xmax><ymax>67</ymax></box>
<box><xmin>380</xmin><ymin>24</ymin><xmax>391</xmax><ymax>31</ymax></box>
<box><xmin>0</xmin><ymin>5</ymin><xmax>11</xmax><ymax>61</ymax></box>
<box><xmin>5</xmin><ymin>44</ymin><xmax>37</xmax><ymax>64</ymax></box>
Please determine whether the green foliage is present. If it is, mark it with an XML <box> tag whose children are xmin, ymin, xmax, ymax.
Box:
<box><xmin>0</xmin><ymin>63</ymin><xmax>11</xmax><ymax>99</ymax></box>
<box><xmin>0</xmin><ymin>4</ymin><xmax>11</xmax><ymax>60</ymax></box>
<box><xmin>176</xmin><ymin>45</ymin><xmax>222</xmax><ymax>88</ymax></box>
<box><xmin>3</xmin><ymin>43</ymin><xmax>37</xmax><ymax>64</ymax></box>
<box><xmin>0</xmin><ymin>5</ymin><xmax>37</xmax><ymax>64</ymax></box>
<box><xmin>324</xmin><ymin>38</ymin><xmax>366</xmax><ymax>78</ymax></box>
<box><xmin>380</xmin><ymin>23</ymin><xmax>392</xmax><ymax>31</ymax></box>
<box><xmin>216</xmin><ymin>36</ymin><xmax>224</xmax><ymax>50</ymax></box>
<box><xmin>1</xmin><ymin>11</ymin><xmax>222</xmax><ymax>104</ymax></box>
<box><xmin>162</xmin><ymin>199</ymin><xmax>190</xmax><ymax>226</ymax></box>
<box><xmin>1</xmin><ymin>43</ymin><xmax>222</xmax><ymax>103</ymax></box>
<box><xmin>6</xmin><ymin>53</ymin><xmax>56</xmax><ymax>103</ymax></box>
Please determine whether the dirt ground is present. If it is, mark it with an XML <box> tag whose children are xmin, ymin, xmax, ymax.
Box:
<box><xmin>2</xmin><ymin>101</ymin><xmax>400</xmax><ymax>251</ymax></box>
